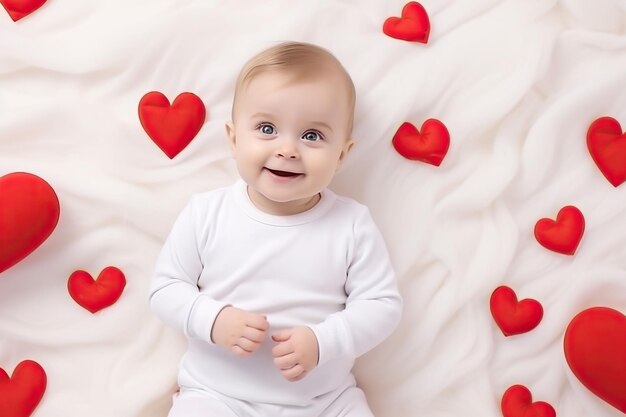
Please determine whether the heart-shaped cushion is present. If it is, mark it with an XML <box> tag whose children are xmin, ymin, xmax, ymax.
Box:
<box><xmin>564</xmin><ymin>307</ymin><xmax>626</xmax><ymax>413</ymax></box>
<box><xmin>0</xmin><ymin>172</ymin><xmax>60</xmax><ymax>273</ymax></box>
<box><xmin>501</xmin><ymin>385</ymin><xmax>556</xmax><ymax>417</ymax></box>
<box><xmin>534</xmin><ymin>205</ymin><xmax>584</xmax><ymax>255</ymax></box>
<box><xmin>0</xmin><ymin>0</ymin><xmax>46</xmax><ymax>22</ymax></box>
<box><xmin>138</xmin><ymin>91</ymin><xmax>206</xmax><ymax>159</ymax></box>
<box><xmin>67</xmin><ymin>266</ymin><xmax>126</xmax><ymax>313</ymax></box>
<box><xmin>392</xmin><ymin>119</ymin><xmax>450</xmax><ymax>166</ymax></box>
<box><xmin>587</xmin><ymin>116</ymin><xmax>626</xmax><ymax>187</ymax></box>
<box><xmin>490</xmin><ymin>286</ymin><xmax>543</xmax><ymax>336</ymax></box>
<box><xmin>0</xmin><ymin>360</ymin><xmax>46</xmax><ymax>417</ymax></box>
<box><xmin>383</xmin><ymin>1</ymin><xmax>431</xmax><ymax>43</ymax></box>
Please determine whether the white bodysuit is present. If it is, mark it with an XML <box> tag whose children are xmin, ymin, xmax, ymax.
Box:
<box><xmin>149</xmin><ymin>180</ymin><xmax>402</xmax><ymax>415</ymax></box>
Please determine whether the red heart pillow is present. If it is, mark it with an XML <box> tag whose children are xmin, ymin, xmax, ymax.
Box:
<box><xmin>0</xmin><ymin>172</ymin><xmax>60</xmax><ymax>273</ymax></box>
<box><xmin>138</xmin><ymin>91</ymin><xmax>206</xmax><ymax>159</ymax></box>
<box><xmin>0</xmin><ymin>0</ymin><xmax>46</xmax><ymax>21</ymax></box>
<box><xmin>0</xmin><ymin>360</ymin><xmax>46</xmax><ymax>417</ymax></box>
<box><xmin>383</xmin><ymin>2</ymin><xmax>431</xmax><ymax>43</ymax></box>
<box><xmin>392</xmin><ymin>119</ymin><xmax>450</xmax><ymax>166</ymax></box>
<box><xmin>67</xmin><ymin>266</ymin><xmax>126</xmax><ymax>313</ymax></box>
<box><xmin>534</xmin><ymin>205</ymin><xmax>584</xmax><ymax>255</ymax></box>
<box><xmin>490</xmin><ymin>286</ymin><xmax>543</xmax><ymax>336</ymax></box>
<box><xmin>587</xmin><ymin>116</ymin><xmax>626</xmax><ymax>187</ymax></box>
<box><xmin>501</xmin><ymin>385</ymin><xmax>556</xmax><ymax>417</ymax></box>
<box><xmin>564</xmin><ymin>307</ymin><xmax>626</xmax><ymax>413</ymax></box>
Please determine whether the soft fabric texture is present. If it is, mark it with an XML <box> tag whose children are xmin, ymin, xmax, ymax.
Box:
<box><xmin>0</xmin><ymin>1</ymin><xmax>625</xmax><ymax>416</ymax></box>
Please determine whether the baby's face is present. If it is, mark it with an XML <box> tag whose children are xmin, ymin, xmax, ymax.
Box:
<box><xmin>227</xmin><ymin>70</ymin><xmax>354</xmax><ymax>215</ymax></box>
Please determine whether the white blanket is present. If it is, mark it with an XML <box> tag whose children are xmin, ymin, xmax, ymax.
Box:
<box><xmin>1</xmin><ymin>1</ymin><xmax>625</xmax><ymax>416</ymax></box>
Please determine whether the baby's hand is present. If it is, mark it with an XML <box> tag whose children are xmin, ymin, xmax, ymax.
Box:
<box><xmin>211</xmin><ymin>306</ymin><xmax>269</xmax><ymax>357</ymax></box>
<box><xmin>271</xmin><ymin>326</ymin><xmax>319</xmax><ymax>382</ymax></box>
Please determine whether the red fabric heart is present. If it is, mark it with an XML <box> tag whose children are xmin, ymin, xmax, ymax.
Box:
<box><xmin>0</xmin><ymin>0</ymin><xmax>46</xmax><ymax>21</ymax></box>
<box><xmin>587</xmin><ymin>116</ymin><xmax>626</xmax><ymax>187</ymax></box>
<box><xmin>138</xmin><ymin>91</ymin><xmax>206</xmax><ymax>159</ymax></box>
<box><xmin>383</xmin><ymin>2</ymin><xmax>430</xmax><ymax>43</ymax></box>
<box><xmin>0</xmin><ymin>360</ymin><xmax>46</xmax><ymax>417</ymax></box>
<box><xmin>0</xmin><ymin>172</ymin><xmax>60</xmax><ymax>274</ymax></box>
<box><xmin>564</xmin><ymin>307</ymin><xmax>626</xmax><ymax>413</ymax></box>
<box><xmin>534</xmin><ymin>205</ymin><xmax>584</xmax><ymax>255</ymax></box>
<box><xmin>490</xmin><ymin>286</ymin><xmax>543</xmax><ymax>336</ymax></box>
<box><xmin>392</xmin><ymin>119</ymin><xmax>450</xmax><ymax>166</ymax></box>
<box><xmin>501</xmin><ymin>385</ymin><xmax>556</xmax><ymax>417</ymax></box>
<box><xmin>67</xmin><ymin>266</ymin><xmax>126</xmax><ymax>313</ymax></box>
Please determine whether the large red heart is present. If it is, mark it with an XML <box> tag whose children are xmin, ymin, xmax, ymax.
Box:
<box><xmin>67</xmin><ymin>266</ymin><xmax>126</xmax><ymax>313</ymax></box>
<box><xmin>0</xmin><ymin>172</ymin><xmax>60</xmax><ymax>274</ymax></box>
<box><xmin>383</xmin><ymin>2</ymin><xmax>431</xmax><ymax>43</ymax></box>
<box><xmin>564</xmin><ymin>307</ymin><xmax>626</xmax><ymax>413</ymax></box>
<box><xmin>392</xmin><ymin>119</ymin><xmax>450</xmax><ymax>166</ymax></box>
<box><xmin>0</xmin><ymin>360</ymin><xmax>46</xmax><ymax>417</ymax></box>
<box><xmin>138</xmin><ymin>91</ymin><xmax>206</xmax><ymax>159</ymax></box>
<box><xmin>490</xmin><ymin>286</ymin><xmax>543</xmax><ymax>336</ymax></box>
<box><xmin>501</xmin><ymin>385</ymin><xmax>556</xmax><ymax>417</ymax></box>
<box><xmin>534</xmin><ymin>205</ymin><xmax>584</xmax><ymax>255</ymax></box>
<box><xmin>0</xmin><ymin>0</ymin><xmax>46</xmax><ymax>21</ymax></box>
<box><xmin>587</xmin><ymin>116</ymin><xmax>626</xmax><ymax>187</ymax></box>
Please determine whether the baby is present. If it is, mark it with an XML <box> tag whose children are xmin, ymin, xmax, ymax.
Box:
<box><xmin>149</xmin><ymin>41</ymin><xmax>402</xmax><ymax>417</ymax></box>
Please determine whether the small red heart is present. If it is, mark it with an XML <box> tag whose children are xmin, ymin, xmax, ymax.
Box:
<box><xmin>490</xmin><ymin>286</ymin><xmax>543</xmax><ymax>336</ymax></box>
<box><xmin>383</xmin><ymin>2</ymin><xmax>431</xmax><ymax>43</ymax></box>
<box><xmin>138</xmin><ymin>91</ymin><xmax>206</xmax><ymax>159</ymax></box>
<box><xmin>564</xmin><ymin>307</ymin><xmax>626</xmax><ymax>413</ymax></box>
<box><xmin>501</xmin><ymin>385</ymin><xmax>556</xmax><ymax>417</ymax></box>
<box><xmin>587</xmin><ymin>116</ymin><xmax>626</xmax><ymax>187</ymax></box>
<box><xmin>67</xmin><ymin>266</ymin><xmax>126</xmax><ymax>313</ymax></box>
<box><xmin>0</xmin><ymin>0</ymin><xmax>46</xmax><ymax>21</ymax></box>
<box><xmin>0</xmin><ymin>172</ymin><xmax>60</xmax><ymax>274</ymax></box>
<box><xmin>392</xmin><ymin>119</ymin><xmax>450</xmax><ymax>166</ymax></box>
<box><xmin>534</xmin><ymin>205</ymin><xmax>584</xmax><ymax>255</ymax></box>
<box><xmin>0</xmin><ymin>360</ymin><xmax>47</xmax><ymax>417</ymax></box>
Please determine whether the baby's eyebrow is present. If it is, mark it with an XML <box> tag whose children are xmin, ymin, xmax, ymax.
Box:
<box><xmin>251</xmin><ymin>112</ymin><xmax>275</xmax><ymax>120</ymax></box>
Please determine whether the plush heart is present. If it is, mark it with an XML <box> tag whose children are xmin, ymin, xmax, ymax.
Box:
<box><xmin>587</xmin><ymin>116</ymin><xmax>626</xmax><ymax>187</ymax></box>
<box><xmin>0</xmin><ymin>172</ymin><xmax>60</xmax><ymax>274</ymax></box>
<box><xmin>0</xmin><ymin>360</ymin><xmax>46</xmax><ymax>417</ymax></box>
<box><xmin>534</xmin><ymin>205</ymin><xmax>584</xmax><ymax>255</ymax></box>
<box><xmin>501</xmin><ymin>385</ymin><xmax>556</xmax><ymax>417</ymax></box>
<box><xmin>0</xmin><ymin>0</ymin><xmax>46</xmax><ymax>21</ymax></box>
<box><xmin>383</xmin><ymin>2</ymin><xmax>430</xmax><ymax>43</ymax></box>
<box><xmin>392</xmin><ymin>119</ymin><xmax>449</xmax><ymax>166</ymax></box>
<box><xmin>564</xmin><ymin>307</ymin><xmax>626</xmax><ymax>413</ymax></box>
<box><xmin>67</xmin><ymin>266</ymin><xmax>126</xmax><ymax>313</ymax></box>
<box><xmin>490</xmin><ymin>286</ymin><xmax>543</xmax><ymax>336</ymax></box>
<box><xmin>138</xmin><ymin>91</ymin><xmax>206</xmax><ymax>159</ymax></box>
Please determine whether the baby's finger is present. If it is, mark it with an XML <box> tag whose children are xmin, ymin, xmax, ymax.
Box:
<box><xmin>235</xmin><ymin>337</ymin><xmax>259</xmax><ymax>353</ymax></box>
<box><xmin>271</xmin><ymin>341</ymin><xmax>293</xmax><ymax>358</ymax></box>
<box><xmin>243</xmin><ymin>326</ymin><xmax>266</xmax><ymax>343</ymax></box>
<box><xmin>246</xmin><ymin>314</ymin><xmax>269</xmax><ymax>331</ymax></box>
<box><xmin>273</xmin><ymin>352</ymin><xmax>298</xmax><ymax>370</ymax></box>
<box><xmin>231</xmin><ymin>345</ymin><xmax>251</xmax><ymax>357</ymax></box>
<box><xmin>281</xmin><ymin>364</ymin><xmax>305</xmax><ymax>381</ymax></box>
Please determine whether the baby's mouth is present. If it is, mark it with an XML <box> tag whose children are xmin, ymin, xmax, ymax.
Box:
<box><xmin>265</xmin><ymin>168</ymin><xmax>303</xmax><ymax>178</ymax></box>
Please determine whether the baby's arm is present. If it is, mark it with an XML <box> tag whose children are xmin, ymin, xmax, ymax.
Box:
<box><xmin>309</xmin><ymin>207</ymin><xmax>403</xmax><ymax>366</ymax></box>
<box><xmin>149</xmin><ymin>196</ymin><xmax>268</xmax><ymax>351</ymax></box>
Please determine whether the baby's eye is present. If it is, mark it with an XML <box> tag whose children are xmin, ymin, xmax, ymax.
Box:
<box><xmin>257</xmin><ymin>123</ymin><xmax>276</xmax><ymax>135</ymax></box>
<box><xmin>302</xmin><ymin>130</ymin><xmax>323</xmax><ymax>142</ymax></box>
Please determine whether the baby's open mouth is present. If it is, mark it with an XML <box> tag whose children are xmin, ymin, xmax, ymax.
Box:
<box><xmin>266</xmin><ymin>168</ymin><xmax>303</xmax><ymax>177</ymax></box>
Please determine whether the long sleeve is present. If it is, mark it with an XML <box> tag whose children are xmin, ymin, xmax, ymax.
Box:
<box><xmin>309</xmin><ymin>208</ymin><xmax>403</xmax><ymax>366</ymax></box>
<box><xmin>148</xmin><ymin>196</ymin><xmax>229</xmax><ymax>344</ymax></box>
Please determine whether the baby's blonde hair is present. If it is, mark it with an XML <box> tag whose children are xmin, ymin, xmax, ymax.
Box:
<box><xmin>231</xmin><ymin>41</ymin><xmax>356</xmax><ymax>134</ymax></box>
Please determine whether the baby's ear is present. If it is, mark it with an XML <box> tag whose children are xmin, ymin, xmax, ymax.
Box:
<box><xmin>225</xmin><ymin>122</ymin><xmax>236</xmax><ymax>154</ymax></box>
<box><xmin>339</xmin><ymin>139</ymin><xmax>355</xmax><ymax>162</ymax></box>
